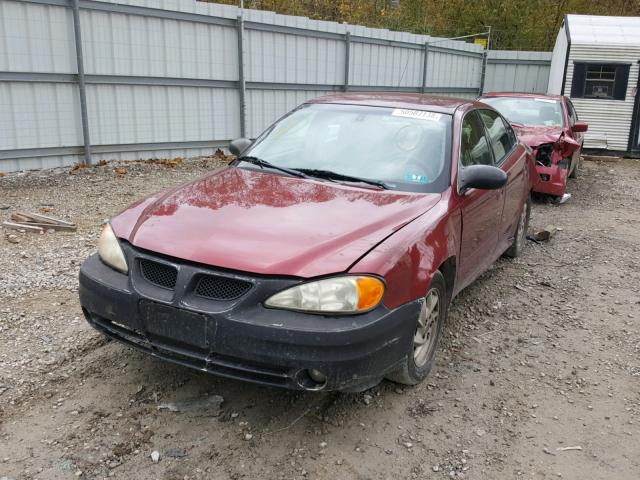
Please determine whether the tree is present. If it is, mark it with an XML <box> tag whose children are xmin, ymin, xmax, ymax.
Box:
<box><xmin>208</xmin><ymin>0</ymin><xmax>640</xmax><ymax>50</ymax></box>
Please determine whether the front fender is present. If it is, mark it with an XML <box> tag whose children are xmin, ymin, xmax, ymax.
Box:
<box><xmin>349</xmin><ymin>194</ymin><xmax>459</xmax><ymax>310</ymax></box>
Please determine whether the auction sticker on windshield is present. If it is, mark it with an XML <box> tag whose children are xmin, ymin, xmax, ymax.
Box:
<box><xmin>391</xmin><ymin>109</ymin><xmax>442</xmax><ymax>121</ymax></box>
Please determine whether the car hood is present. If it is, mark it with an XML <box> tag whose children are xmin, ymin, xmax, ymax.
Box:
<box><xmin>512</xmin><ymin>124</ymin><xmax>581</xmax><ymax>158</ymax></box>
<box><xmin>111</xmin><ymin>167</ymin><xmax>441</xmax><ymax>277</ymax></box>
<box><xmin>512</xmin><ymin>125</ymin><xmax>564</xmax><ymax>147</ymax></box>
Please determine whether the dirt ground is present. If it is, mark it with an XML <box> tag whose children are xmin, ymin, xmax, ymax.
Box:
<box><xmin>0</xmin><ymin>156</ymin><xmax>638</xmax><ymax>480</ymax></box>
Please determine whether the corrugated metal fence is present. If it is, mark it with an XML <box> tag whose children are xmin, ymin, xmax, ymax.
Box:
<box><xmin>485</xmin><ymin>50</ymin><xmax>552</xmax><ymax>93</ymax></box>
<box><xmin>0</xmin><ymin>0</ymin><xmax>552</xmax><ymax>172</ymax></box>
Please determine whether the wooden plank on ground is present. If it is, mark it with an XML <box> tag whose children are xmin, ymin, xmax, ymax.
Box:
<box><xmin>2</xmin><ymin>221</ymin><xmax>44</xmax><ymax>232</ymax></box>
<box><xmin>13</xmin><ymin>221</ymin><xmax>76</xmax><ymax>231</ymax></box>
<box><xmin>10</xmin><ymin>213</ymin><xmax>32</xmax><ymax>223</ymax></box>
<box><xmin>15</xmin><ymin>211</ymin><xmax>75</xmax><ymax>226</ymax></box>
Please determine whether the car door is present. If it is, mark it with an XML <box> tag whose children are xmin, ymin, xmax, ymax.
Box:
<box><xmin>457</xmin><ymin>110</ymin><xmax>505</xmax><ymax>289</ymax></box>
<box><xmin>477</xmin><ymin>109</ymin><xmax>527</xmax><ymax>254</ymax></box>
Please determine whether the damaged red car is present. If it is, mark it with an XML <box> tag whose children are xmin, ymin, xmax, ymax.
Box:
<box><xmin>479</xmin><ymin>93</ymin><xmax>587</xmax><ymax>199</ymax></box>
<box><xmin>80</xmin><ymin>94</ymin><xmax>534</xmax><ymax>392</ymax></box>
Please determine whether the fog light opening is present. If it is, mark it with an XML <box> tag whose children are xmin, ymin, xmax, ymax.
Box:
<box><xmin>309</xmin><ymin>369</ymin><xmax>326</xmax><ymax>384</ymax></box>
<box><xmin>295</xmin><ymin>369</ymin><xmax>327</xmax><ymax>390</ymax></box>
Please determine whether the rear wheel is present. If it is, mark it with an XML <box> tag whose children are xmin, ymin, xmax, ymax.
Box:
<box><xmin>504</xmin><ymin>194</ymin><xmax>531</xmax><ymax>258</ymax></box>
<box><xmin>386</xmin><ymin>272</ymin><xmax>447</xmax><ymax>386</ymax></box>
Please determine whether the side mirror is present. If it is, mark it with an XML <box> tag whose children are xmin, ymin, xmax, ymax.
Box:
<box><xmin>571</xmin><ymin>122</ymin><xmax>588</xmax><ymax>133</ymax></box>
<box><xmin>229</xmin><ymin>138</ymin><xmax>252</xmax><ymax>156</ymax></box>
<box><xmin>459</xmin><ymin>165</ymin><xmax>507</xmax><ymax>193</ymax></box>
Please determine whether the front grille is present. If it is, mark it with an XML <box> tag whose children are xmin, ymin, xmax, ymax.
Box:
<box><xmin>195</xmin><ymin>275</ymin><xmax>252</xmax><ymax>300</ymax></box>
<box><xmin>139</xmin><ymin>259</ymin><xmax>178</xmax><ymax>289</ymax></box>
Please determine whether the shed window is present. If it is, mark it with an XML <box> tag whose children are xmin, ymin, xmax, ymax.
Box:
<box><xmin>570</xmin><ymin>62</ymin><xmax>630</xmax><ymax>100</ymax></box>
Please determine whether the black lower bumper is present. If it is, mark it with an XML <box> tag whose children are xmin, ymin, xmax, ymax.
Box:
<box><xmin>79</xmin><ymin>253</ymin><xmax>421</xmax><ymax>391</ymax></box>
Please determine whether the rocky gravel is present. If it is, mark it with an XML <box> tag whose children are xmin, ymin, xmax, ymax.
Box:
<box><xmin>0</xmin><ymin>156</ymin><xmax>639</xmax><ymax>480</ymax></box>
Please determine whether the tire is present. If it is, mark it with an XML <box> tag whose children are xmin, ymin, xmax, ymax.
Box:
<box><xmin>504</xmin><ymin>194</ymin><xmax>531</xmax><ymax>258</ymax></box>
<box><xmin>386</xmin><ymin>271</ymin><xmax>447</xmax><ymax>386</ymax></box>
<box><xmin>568</xmin><ymin>156</ymin><xmax>580</xmax><ymax>179</ymax></box>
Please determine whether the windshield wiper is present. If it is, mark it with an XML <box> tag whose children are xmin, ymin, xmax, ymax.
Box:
<box><xmin>236</xmin><ymin>156</ymin><xmax>308</xmax><ymax>179</ymax></box>
<box><xmin>293</xmin><ymin>168</ymin><xmax>389</xmax><ymax>190</ymax></box>
<box><xmin>236</xmin><ymin>158</ymin><xmax>388</xmax><ymax>189</ymax></box>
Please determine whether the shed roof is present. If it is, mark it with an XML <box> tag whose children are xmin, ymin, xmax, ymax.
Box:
<box><xmin>566</xmin><ymin>14</ymin><xmax>640</xmax><ymax>46</ymax></box>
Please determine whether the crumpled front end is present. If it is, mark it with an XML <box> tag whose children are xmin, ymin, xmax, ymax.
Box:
<box><xmin>517</xmin><ymin>128</ymin><xmax>580</xmax><ymax>197</ymax></box>
<box><xmin>532</xmin><ymin>142</ymin><xmax>570</xmax><ymax>196</ymax></box>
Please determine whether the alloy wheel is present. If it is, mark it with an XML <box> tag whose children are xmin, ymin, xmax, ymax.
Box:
<box><xmin>514</xmin><ymin>203</ymin><xmax>527</xmax><ymax>251</ymax></box>
<box><xmin>413</xmin><ymin>289</ymin><xmax>440</xmax><ymax>368</ymax></box>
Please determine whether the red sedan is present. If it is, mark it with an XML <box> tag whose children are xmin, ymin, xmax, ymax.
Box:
<box><xmin>80</xmin><ymin>94</ymin><xmax>534</xmax><ymax>392</ymax></box>
<box><xmin>479</xmin><ymin>92</ymin><xmax>588</xmax><ymax>199</ymax></box>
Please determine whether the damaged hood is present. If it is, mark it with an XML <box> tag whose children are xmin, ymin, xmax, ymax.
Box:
<box><xmin>512</xmin><ymin>124</ymin><xmax>580</xmax><ymax>158</ymax></box>
<box><xmin>512</xmin><ymin>125</ymin><xmax>564</xmax><ymax>147</ymax></box>
<box><xmin>110</xmin><ymin>167</ymin><xmax>440</xmax><ymax>277</ymax></box>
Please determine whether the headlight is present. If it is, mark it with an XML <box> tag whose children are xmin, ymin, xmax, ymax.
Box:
<box><xmin>98</xmin><ymin>223</ymin><xmax>128</xmax><ymax>274</ymax></box>
<box><xmin>265</xmin><ymin>276</ymin><xmax>384</xmax><ymax>314</ymax></box>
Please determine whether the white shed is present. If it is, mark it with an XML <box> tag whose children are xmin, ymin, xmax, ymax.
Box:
<box><xmin>548</xmin><ymin>14</ymin><xmax>640</xmax><ymax>155</ymax></box>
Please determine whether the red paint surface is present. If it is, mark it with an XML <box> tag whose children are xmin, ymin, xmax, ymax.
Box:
<box><xmin>110</xmin><ymin>96</ymin><xmax>534</xmax><ymax>309</ymax></box>
<box><xmin>112</xmin><ymin>166</ymin><xmax>441</xmax><ymax>278</ymax></box>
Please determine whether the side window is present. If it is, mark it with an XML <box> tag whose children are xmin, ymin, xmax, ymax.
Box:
<box><xmin>478</xmin><ymin>109</ymin><xmax>514</xmax><ymax>164</ymax></box>
<box><xmin>460</xmin><ymin>111</ymin><xmax>493</xmax><ymax>167</ymax></box>
<box><xmin>566</xmin><ymin>99</ymin><xmax>578</xmax><ymax>126</ymax></box>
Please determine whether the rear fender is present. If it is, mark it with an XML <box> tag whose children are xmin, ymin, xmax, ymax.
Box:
<box><xmin>524</xmin><ymin>147</ymin><xmax>539</xmax><ymax>191</ymax></box>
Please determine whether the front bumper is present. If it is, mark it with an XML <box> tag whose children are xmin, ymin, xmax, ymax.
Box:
<box><xmin>533</xmin><ymin>156</ymin><xmax>570</xmax><ymax>197</ymax></box>
<box><xmin>79</xmin><ymin>249</ymin><xmax>420</xmax><ymax>391</ymax></box>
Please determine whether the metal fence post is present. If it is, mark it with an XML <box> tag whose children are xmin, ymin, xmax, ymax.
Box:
<box><xmin>421</xmin><ymin>41</ymin><xmax>430</xmax><ymax>93</ymax></box>
<box><xmin>479</xmin><ymin>26</ymin><xmax>492</xmax><ymax>95</ymax></box>
<box><xmin>237</xmin><ymin>15</ymin><xmax>247</xmax><ymax>138</ymax></box>
<box><xmin>71</xmin><ymin>0</ymin><xmax>91</xmax><ymax>165</ymax></box>
<box><xmin>344</xmin><ymin>31</ymin><xmax>350</xmax><ymax>92</ymax></box>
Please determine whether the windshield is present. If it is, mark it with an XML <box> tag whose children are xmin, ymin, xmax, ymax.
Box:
<box><xmin>480</xmin><ymin>97</ymin><xmax>564</xmax><ymax>128</ymax></box>
<box><xmin>243</xmin><ymin>103</ymin><xmax>452</xmax><ymax>193</ymax></box>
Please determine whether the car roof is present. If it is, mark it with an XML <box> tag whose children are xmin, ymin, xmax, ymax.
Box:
<box><xmin>306</xmin><ymin>92</ymin><xmax>484</xmax><ymax>114</ymax></box>
<box><xmin>480</xmin><ymin>92</ymin><xmax>565</xmax><ymax>101</ymax></box>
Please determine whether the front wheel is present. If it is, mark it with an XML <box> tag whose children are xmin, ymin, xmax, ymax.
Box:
<box><xmin>386</xmin><ymin>272</ymin><xmax>447</xmax><ymax>386</ymax></box>
<box><xmin>504</xmin><ymin>194</ymin><xmax>531</xmax><ymax>258</ymax></box>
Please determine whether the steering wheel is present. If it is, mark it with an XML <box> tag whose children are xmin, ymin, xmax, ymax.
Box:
<box><xmin>395</xmin><ymin>124</ymin><xmax>423</xmax><ymax>152</ymax></box>
<box><xmin>392</xmin><ymin>125</ymin><xmax>441</xmax><ymax>184</ymax></box>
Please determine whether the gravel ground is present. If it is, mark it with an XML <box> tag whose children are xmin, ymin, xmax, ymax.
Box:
<box><xmin>0</xmin><ymin>156</ymin><xmax>639</xmax><ymax>480</ymax></box>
